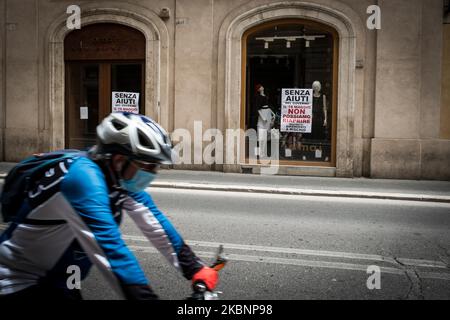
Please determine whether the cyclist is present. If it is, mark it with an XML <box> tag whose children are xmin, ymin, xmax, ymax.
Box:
<box><xmin>0</xmin><ymin>112</ymin><xmax>218</xmax><ymax>300</ymax></box>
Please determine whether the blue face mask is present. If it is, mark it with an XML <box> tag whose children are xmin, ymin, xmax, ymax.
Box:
<box><xmin>120</xmin><ymin>169</ymin><xmax>156</xmax><ymax>193</ymax></box>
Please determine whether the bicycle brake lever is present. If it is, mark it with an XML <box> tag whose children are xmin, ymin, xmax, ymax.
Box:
<box><xmin>210</xmin><ymin>245</ymin><xmax>228</xmax><ymax>271</ymax></box>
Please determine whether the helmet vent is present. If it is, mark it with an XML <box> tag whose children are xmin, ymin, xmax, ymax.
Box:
<box><xmin>138</xmin><ymin>130</ymin><xmax>155</xmax><ymax>150</ymax></box>
<box><xmin>111</xmin><ymin>120</ymin><xmax>126</xmax><ymax>131</ymax></box>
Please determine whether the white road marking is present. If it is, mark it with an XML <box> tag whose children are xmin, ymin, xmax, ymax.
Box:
<box><xmin>128</xmin><ymin>245</ymin><xmax>450</xmax><ymax>282</ymax></box>
<box><xmin>122</xmin><ymin>234</ymin><xmax>448</xmax><ymax>269</ymax></box>
<box><xmin>2</xmin><ymin>224</ymin><xmax>449</xmax><ymax>281</ymax></box>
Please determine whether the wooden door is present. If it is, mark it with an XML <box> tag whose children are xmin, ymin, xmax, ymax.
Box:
<box><xmin>64</xmin><ymin>23</ymin><xmax>145</xmax><ymax>150</ymax></box>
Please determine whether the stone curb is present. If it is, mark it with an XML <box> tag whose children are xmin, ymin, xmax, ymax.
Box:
<box><xmin>1</xmin><ymin>175</ymin><xmax>449</xmax><ymax>204</ymax></box>
<box><xmin>149</xmin><ymin>182</ymin><xmax>450</xmax><ymax>204</ymax></box>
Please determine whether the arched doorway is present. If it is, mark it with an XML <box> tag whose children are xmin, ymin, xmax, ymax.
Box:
<box><xmin>64</xmin><ymin>23</ymin><xmax>146</xmax><ymax>149</ymax></box>
<box><xmin>241</xmin><ymin>19</ymin><xmax>338</xmax><ymax>167</ymax></box>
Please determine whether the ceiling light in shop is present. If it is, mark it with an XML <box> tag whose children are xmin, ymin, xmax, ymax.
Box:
<box><xmin>255</xmin><ymin>35</ymin><xmax>326</xmax><ymax>49</ymax></box>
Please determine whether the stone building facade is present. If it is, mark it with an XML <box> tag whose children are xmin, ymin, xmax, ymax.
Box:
<box><xmin>0</xmin><ymin>0</ymin><xmax>449</xmax><ymax>180</ymax></box>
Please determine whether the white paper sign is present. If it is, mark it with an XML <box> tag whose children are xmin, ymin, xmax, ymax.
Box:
<box><xmin>80</xmin><ymin>106</ymin><xmax>88</xmax><ymax>119</ymax></box>
<box><xmin>285</xmin><ymin>148</ymin><xmax>292</xmax><ymax>158</ymax></box>
<box><xmin>281</xmin><ymin>89</ymin><xmax>313</xmax><ymax>133</ymax></box>
<box><xmin>315</xmin><ymin>148</ymin><xmax>322</xmax><ymax>159</ymax></box>
<box><xmin>112</xmin><ymin>92</ymin><xmax>139</xmax><ymax>114</ymax></box>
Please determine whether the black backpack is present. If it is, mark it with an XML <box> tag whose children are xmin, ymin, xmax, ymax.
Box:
<box><xmin>1</xmin><ymin>150</ymin><xmax>84</xmax><ymax>223</ymax></box>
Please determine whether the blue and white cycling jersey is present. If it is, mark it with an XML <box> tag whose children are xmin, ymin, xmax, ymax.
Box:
<box><xmin>0</xmin><ymin>156</ymin><xmax>203</xmax><ymax>298</ymax></box>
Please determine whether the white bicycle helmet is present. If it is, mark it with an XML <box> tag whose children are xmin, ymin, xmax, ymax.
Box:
<box><xmin>96</xmin><ymin>112</ymin><xmax>173</xmax><ymax>165</ymax></box>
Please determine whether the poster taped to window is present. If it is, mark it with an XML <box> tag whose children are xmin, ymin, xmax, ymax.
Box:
<box><xmin>112</xmin><ymin>91</ymin><xmax>139</xmax><ymax>114</ymax></box>
<box><xmin>281</xmin><ymin>89</ymin><xmax>312</xmax><ymax>133</ymax></box>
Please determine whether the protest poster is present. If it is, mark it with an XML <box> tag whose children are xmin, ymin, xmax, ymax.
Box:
<box><xmin>280</xmin><ymin>89</ymin><xmax>313</xmax><ymax>133</ymax></box>
<box><xmin>112</xmin><ymin>91</ymin><xmax>140</xmax><ymax>114</ymax></box>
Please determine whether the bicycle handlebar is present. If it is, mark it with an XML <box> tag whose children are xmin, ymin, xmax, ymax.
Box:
<box><xmin>188</xmin><ymin>245</ymin><xmax>227</xmax><ymax>300</ymax></box>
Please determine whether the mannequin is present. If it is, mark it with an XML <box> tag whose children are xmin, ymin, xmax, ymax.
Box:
<box><xmin>298</xmin><ymin>81</ymin><xmax>328</xmax><ymax>161</ymax></box>
<box><xmin>255</xmin><ymin>84</ymin><xmax>274</xmax><ymax>158</ymax></box>
<box><xmin>309</xmin><ymin>80</ymin><xmax>330</xmax><ymax>161</ymax></box>
<box><xmin>311</xmin><ymin>81</ymin><xmax>328</xmax><ymax>140</ymax></box>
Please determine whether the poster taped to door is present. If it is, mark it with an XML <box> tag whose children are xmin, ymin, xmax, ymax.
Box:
<box><xmin>281</xmin><ymin>89</ymin><xmax>312</xmax><ymax>133</ymax></box>
<box><xmin>112</xmin><ymin>92</ymin><xmax>139</xmax><ymax>114</ymax></box>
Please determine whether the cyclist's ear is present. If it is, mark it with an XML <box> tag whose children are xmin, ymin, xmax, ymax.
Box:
<box><xmin>111</xmin><ymin>154</ymin><xmax>127</xmax><ymax>172</ymax></box>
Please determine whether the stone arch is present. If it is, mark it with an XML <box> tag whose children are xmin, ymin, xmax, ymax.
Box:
<box><xmin>44</xmin><ymin>2</ymin><xmax>170</xmax><ymax>151</ymax></box>
<box><xmin>217</xmin><ymin>1</ymin><xmax>367</xmax><ymax>176</ymax></box>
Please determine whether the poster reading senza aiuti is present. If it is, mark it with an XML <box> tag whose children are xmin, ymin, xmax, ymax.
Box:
<box><xmin>112</xmin><ymin>92</ymin><xmax>140</xmax><ymax>114</ymax></box>
<box><xmin>281</xmin><ymin>89</ymin><xmax>312</xmax><ymax>133</ymax></box>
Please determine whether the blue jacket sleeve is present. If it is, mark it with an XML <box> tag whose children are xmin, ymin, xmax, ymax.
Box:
<box><xmin>124</xmin><ymin>190</ymin><xmax>204</xmax><ymax>280</ymax></box>
<box><xmin>60</xmin><ymin>157</ymin><xmax>155</xmax><ymax>298</ymax></box>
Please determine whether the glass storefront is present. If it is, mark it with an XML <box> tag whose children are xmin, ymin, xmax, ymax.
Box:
<box><xmin>243</xmin><ymin>20</ymin><xmax>337</xmax><ymax>166</ymax></box>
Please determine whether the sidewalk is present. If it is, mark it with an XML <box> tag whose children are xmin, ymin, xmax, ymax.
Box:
<box><xmin>1</xmin><ymin>162</ymin><xmax>450</xmax><ymax>203</ymax></box>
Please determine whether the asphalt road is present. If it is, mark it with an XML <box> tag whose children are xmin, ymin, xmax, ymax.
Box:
<box><xmin>77</xmin><ymin>188</ymin><xmax>450</xmax><ymax>300</ymax></box>
<box><xmin>1</xmin><ymin>185</ymin><xmax>449</xmax><ymax>300</ymax></box>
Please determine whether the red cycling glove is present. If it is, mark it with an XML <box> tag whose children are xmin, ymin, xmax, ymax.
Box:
<box><xmin>192</xmin><ymin>266</ymin><xmax>219</xmax><ymax>291</ymax></box>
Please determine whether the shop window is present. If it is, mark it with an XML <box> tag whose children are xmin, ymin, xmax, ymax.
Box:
<box><xmin>242</xmin><ymin>20</ymin><xmax>338</xmax><ymax>166</ymax></box>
